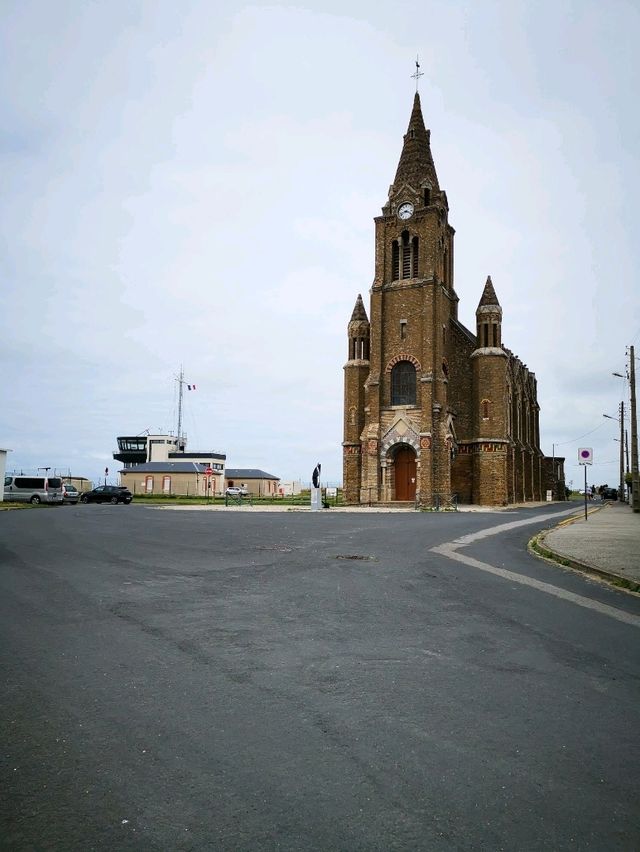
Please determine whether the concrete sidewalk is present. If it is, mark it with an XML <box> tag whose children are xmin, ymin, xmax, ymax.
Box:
<box><xmin>538</xmin><ymin>501</ymin><xmax>640</xmax><ymax>590</ymax></box>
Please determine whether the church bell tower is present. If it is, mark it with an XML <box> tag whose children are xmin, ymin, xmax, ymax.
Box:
<box><xmin>343</xmin><ymin>92</ymin><xmax>459</xmax><ymax>505</ymax></box>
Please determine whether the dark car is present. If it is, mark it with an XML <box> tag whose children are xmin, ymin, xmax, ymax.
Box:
<box><xmin>80</xmin><ymin>485</ymin><xmax>133</xmax><ymax>505</ymax></box>
<box><xmin>601</xmin><ymin>487</ymin><xmax>618</xmax><ymax>501</ymax></box>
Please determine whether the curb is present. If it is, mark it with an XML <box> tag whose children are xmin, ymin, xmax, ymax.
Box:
<box><xmin>529</xmin><ymin>512</ymin><xmax>640</xmax><ymax>596</ymax></box>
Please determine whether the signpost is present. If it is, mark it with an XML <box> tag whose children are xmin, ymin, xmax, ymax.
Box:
<box><xmin>204</xmin><ymin>467</ymin><xmax>213</xmax><ymax>503</ymax></box>
<box><xmin>578</xmin><ymin>448</ymin><xmax>593</xmax><ymax>520</ymax></box>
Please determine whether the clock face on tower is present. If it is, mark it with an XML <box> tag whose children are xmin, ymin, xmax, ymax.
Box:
<box><xmin>397</xmin><ymin>202</ymin><xmax>414</xmax><ymax>221</ymax></box>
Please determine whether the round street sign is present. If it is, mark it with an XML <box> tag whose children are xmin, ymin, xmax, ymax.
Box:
<box><xmin>578</xmin><ymin>447</ymin><xmax>593</xmax><ymax>465</ymax></box>
<box><xmin>205</xmin><ymin>467</ymin><xmax>214</xmax><ymax>476</ymax></box>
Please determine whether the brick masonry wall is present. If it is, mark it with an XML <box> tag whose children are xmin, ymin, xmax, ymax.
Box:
<box><xmin>341</xmin><ymin>96</ymin><xmax>550</xmax><ymax>506</ymax></box>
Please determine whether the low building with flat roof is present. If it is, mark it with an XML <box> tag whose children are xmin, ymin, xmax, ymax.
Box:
<box><xmin>225</xmin><ymin>469</ymin><xmax>280</xmax><ymax>498</ymax></box>
<box><xmin>120</xmin><ymin>461</ymin><xmax>223</xmax><ymax>497</ymax></box>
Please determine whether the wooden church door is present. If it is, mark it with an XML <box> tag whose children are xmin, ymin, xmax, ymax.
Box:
<box><xmin>394</xmin><ymin>447</ymin><xmax>417</xmax><ymax>501</ymax></box>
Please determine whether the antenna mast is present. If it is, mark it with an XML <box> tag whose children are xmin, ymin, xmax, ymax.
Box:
<box><xmin>176</xmin><ymin>365</ymin><xmax>185</xmax><ymax>442</ymax></box>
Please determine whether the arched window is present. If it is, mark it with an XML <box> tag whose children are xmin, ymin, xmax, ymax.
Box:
<box><xmin>402</xmin><ymin>232</ymin><xmax>411</xmax><ymax>278</ymax></box>
<box><xmin>392</xmin><ymin>240</ymin><xmax>399</xmax><ymax>280</ymax></box>
<box><xmin>391</xmin><ymin>361</ymin><xmax>417</xmax><ymax>405</ymax></box>
<box><xmin>392</xmin><ymin>233</ymin><xmax>419</xmax><ymax>280</ymax></box>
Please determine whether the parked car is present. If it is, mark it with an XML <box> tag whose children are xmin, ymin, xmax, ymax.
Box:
<box><xmin>601</xmin><ymin>487</ymin><xmax>618</xmax><ymax>500</ymax></box>
<box><xmin>62</xmin><ymin>483</ymin><xmax>80</xmax><ymax>504</ymax></box>
<box><xmin>225</xmin><ymin>486</ymin><xmax>248</xmax><ymax>497</ymax></box>
<box><xmin>80</xmin><ymin>485</ymin><xmax>133</xmax><ymax>505</ymax></box>
<box><xmin>4</xmin><ymin>475</ymin><xmax>64</xmax><ymax>504</ymax></box>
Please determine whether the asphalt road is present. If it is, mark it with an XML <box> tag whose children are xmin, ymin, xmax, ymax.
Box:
<box><xmin>1</xmin><ymin>504</ymin><xmax>639</xmax><ymax>851</ymax></box>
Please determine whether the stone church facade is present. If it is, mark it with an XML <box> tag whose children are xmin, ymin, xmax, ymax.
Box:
<box><xmin>343</xmin><ymin>93</ymin><xmax>558</xmax><ymax>506</ymax></box>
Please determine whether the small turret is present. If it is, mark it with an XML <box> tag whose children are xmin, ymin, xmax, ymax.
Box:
<box><xmin>343</xmin><ymin>294</ymin><xmax>370</xmax><ymax>504</ymax></box>
<box><xmin>347</xmin><ymin>294</ymin><xmax>370</xmax><ymax>361</ymax></box>
<box><xmin>475</xmin><ymin>275</ymin><xmax>502</xmax><ymax>349</ymax></box>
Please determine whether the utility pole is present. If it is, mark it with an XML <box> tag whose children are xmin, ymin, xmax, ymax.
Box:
<box><xmin>619</xmin><ymin>400</ymin><xmax>625</xmax><ymax>503</ymax></box>
<box><xmin>625</xmin><ymin>429</ymin><xmax>630</xmax><ymax>477</ymax></box>
<box><xmin>630</xmin><ymin>345</ymin><xmax>639</xmax><ymax>513</ymax></box>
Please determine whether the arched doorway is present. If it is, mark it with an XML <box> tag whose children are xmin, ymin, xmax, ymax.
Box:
<box><xmin>394</xmin><ymin>445</ymin><xmax>417</xmax><ymax>501</ymax></box>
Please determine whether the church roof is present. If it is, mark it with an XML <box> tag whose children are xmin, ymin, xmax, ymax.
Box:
<box><xmin>392</xmin><ymin>93</ymin><xmax>440</xmax><ymax>193</ymax></box>
<box><xmin>477</xmin><ymin>275</ymin><xmax>500</xmax><ymax>308</ymax></box>
<box><xmin>349</xmin><ymin>294</ymin><xmax>369</xmax><ymax>323</ymax></box>
<box><xmin>451</xmin><ymin>317</ymin><xmax>477</xmax><ymax>345</ymax></box>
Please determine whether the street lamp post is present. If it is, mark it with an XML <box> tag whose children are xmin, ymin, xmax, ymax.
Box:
<box><xmin>614</xmin><ymin>346</ymin><xmax>639</xmax><ymax>512</ymax></box>
<box><xmin>629</xmin><ymin>346</ymin><xmax>639</xmax><ymax>512</ymax></box>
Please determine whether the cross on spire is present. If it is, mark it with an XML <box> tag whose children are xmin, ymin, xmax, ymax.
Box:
<box><xmin>411</xmin><ymin>55</ymin><xmax>424</xmax><ymax>92</ymax></box>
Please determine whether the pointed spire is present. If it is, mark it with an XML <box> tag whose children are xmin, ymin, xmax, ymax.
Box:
<box><xmin>478</xmin><ymin>275</ymin><xmax>500</xmax><ymax>308</ymax></box>
<box><xmin>349</xmin><ymin>294</ymin><xmax>369</xmax><ymax>323</ymax></box>
<box><xmin>392</xmin><ymin>93</ymin><xmax>440</xmax><ymax>194</ymax></box>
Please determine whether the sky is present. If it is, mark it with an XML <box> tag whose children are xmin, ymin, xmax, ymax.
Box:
<box><xmin>1</xmin><ymin>0</ymin><xmax>639</xmax><ymax>490</ymax></box>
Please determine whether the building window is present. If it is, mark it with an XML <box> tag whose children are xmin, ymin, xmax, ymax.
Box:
<box><xmin>162</xmin><ymin>476</ymin><xmax>171</xmax><ymax>493</ymax></box>
<box><xmin>482</xmin><ymin>399</ymin><xmax>491</xmax><ymax>420</ymax></box>
<box><xmin>424</xmin><ymin>187</ymin><xmax>430</xmax><ymax>205</ymax></box>
<box><xmin>145</xmin><ymin>475</ymin><xmax>154</xmax><ymax>493</ymax></box>
<box><xmin>400</xmin><ymin>320</ymin><xmax>407</xmax><ymax>340</ymax></box>
<box><xmin>392</xmin><ymin>240</ymin><xmax>400</xmax><ymax>280</ymax></box>
<box><xmin>483</xmin><ymin>323</ymin><xmax>489</xmax><ymax>347</ymax></box>
<box><xmin>391</xmin><ymin>361</ymin><xmax>417</xmax><ymax>405</ymax></box>
<box><xmin>402</xmin><ymin>232</ymin><xmax>411</xmax><ymax>278</ymax></box>
<box><xmin>393</xmin><ymin>234</ymin><xmax>419</xmax><ymax>280</ymax></box>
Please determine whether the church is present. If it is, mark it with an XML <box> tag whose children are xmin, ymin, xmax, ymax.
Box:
<box><xmin>343</xmin><ymin>93</ymin><xmax>560</xmax><ymax>506</ymax></box>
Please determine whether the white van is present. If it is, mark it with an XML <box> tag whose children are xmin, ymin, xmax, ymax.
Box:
<box><xmin>4</xmin><ymin>475</ymin><xmax>64</xmax><ymax>504</ymax></box>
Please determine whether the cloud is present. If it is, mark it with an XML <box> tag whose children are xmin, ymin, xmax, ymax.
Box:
<box><xmin>1</xmin><ymin>0</ymin><xmax>639</xmax><ymax>488</ymax></box>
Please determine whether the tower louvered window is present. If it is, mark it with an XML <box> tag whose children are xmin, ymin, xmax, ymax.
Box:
<box><xmin>391</xmin><ymin>361</ymin><xmax>417</xmax><ymax>405</ymax></box>
<box><xmin>392</xmin><ymin>240</ymin><xmax>400</xmax><ymax>279</ymax></box>
<box><xmin>393</xmin><ymin>233</ymin><xmax>419</xmax><ymax>280</ymax></box>
<box><xmin>402</xmin><ymin>232</ymin><xmax>411</xmax><ymax>278</ymax></box>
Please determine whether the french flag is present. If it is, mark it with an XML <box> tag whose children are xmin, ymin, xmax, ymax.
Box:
<box><xmin>187</xmin><ymin>384</ymin><xmax>196</xmax><ymax>391</ymax></box>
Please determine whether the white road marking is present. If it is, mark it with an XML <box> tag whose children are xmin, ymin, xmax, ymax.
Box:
<box><xmin>448</xmin><ymin>506</ymin><xmax>580</xmax><ymax>546</ymax></box>
<box><xmin>431</xmin><ymin>509</ymin><xmax>640</xmax><ymax>629</ymax></box>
